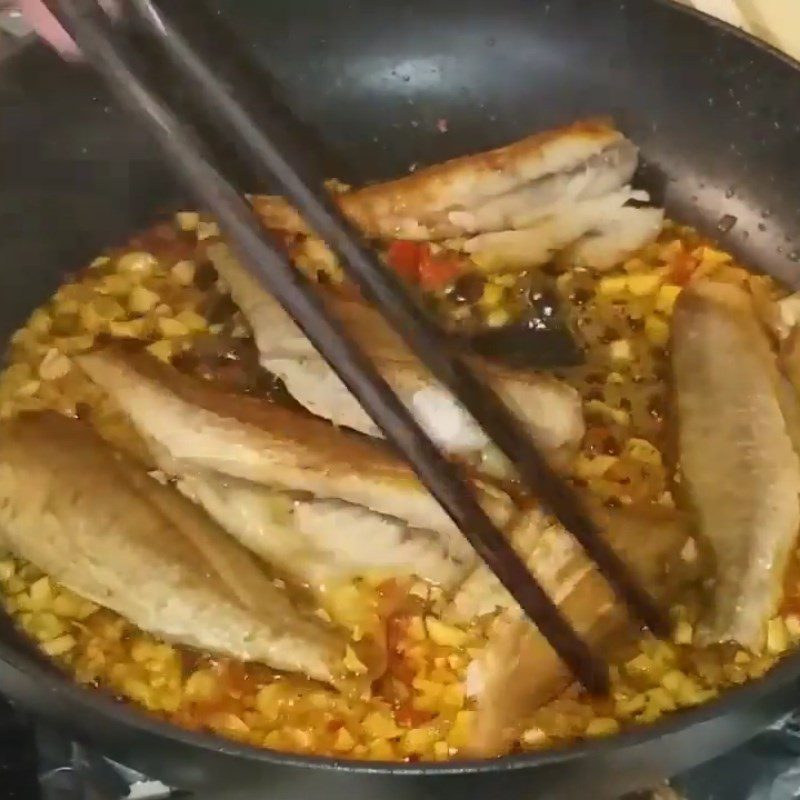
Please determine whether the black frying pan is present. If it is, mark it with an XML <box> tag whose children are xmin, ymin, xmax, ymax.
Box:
<box><xmin>2</xmin><ymin>0</ymin><xmax>800</xmax><ymax>797</ymax></box>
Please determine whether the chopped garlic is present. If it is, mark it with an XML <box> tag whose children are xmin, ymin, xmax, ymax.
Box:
<box><xmin>0</xmin><ymin>560</ymin><xmax>14</xmax><ymax>583</ymax></box>
<box><xmin>117</xmin><ymin>251</ymin><xmax>157</xmax><ymax>274</ymax></box>
<box><xmin>673</xmin><ymin>620</ymin><xmax>693</xmax><ymax>646</ymax></box>
<box><xmin>157</xmin><ymin>317</ymin><xmax>190</xmax><ymax>338</ymax></box>
<box><xmin>196</xmin><ymin>220</ymin><xmax>220</xmax><ymax>240</ymax></box>
<box><xmin>658</xmin><ymin>490</ymin><xmax>676</xmax><ymax>508</ymax></box>
<box><xmin>767</xmin><ymin>617</ymin><xmax>789</xmax><ymax>654</ymax></box>
<box><xmin>82</xmin><ymin>297</ymin><xmax>125</xmax><ymax>329</ymax></box>
<box><xmin>598</xmin><ymin>275</ymin><xmax>628</xmax><ymax>297</ymax></box>
<box><xmin>585</xmin><ymin>399</ymin><xmax>630</xmax><ymax>426</ymax></box>
<box><xmin>464</xmin><ymin>660</ymin><xmax>484</xmax><ymax>698</ymax></box>
<box><xmin>522</xmin><ymin>727</ymin><xmax>548</xmax><ymax>746</ymax></box>
<box><xmin>171</xmin><ymin>260</ymin><xmax>196</xmax><ymax>286</ymax></box>
<box><xmin>574</xmin><ymin>453</ymin><xmax>618</xmax><ymax>479</ymax></box>
<box><xmin>480</xmin><ymin>283</ymin><xmax>504</xmax><ymax>307</ymax></box>
<box><xmin>175</xmin><ymin>211</ymin><xmax>200</xmax><ymax>231</ymax></box>
<box><xmin>627</xmin><ymin>273</ymin><xmax>662</xmax><ymax>297</ymax></box>
<box><xmin>41</xmin><ymin>634</ymin><xmax>76</xmax><ymax>657</ymax></box>
<box><xmin>585</xmin><ymin>718</ymin><xmax>620</xmax><ymax>737</ymax></box>
<box><xmin>26</xmin><ymin>308</ymin><xmax>51</xmax><ymax>337</ymax></box>
<box><xmin>609</xmin><ymin>339</ymin><xmax>632</xmax><ymax>362</ymax></box>
<box><xmin>97</xmin><ymin>273</ymin><xmax>131</xmax><ymax>297</ymax></box>
<box><xmin>785</xmin><ymin>614</ymin><xmax>800</xmax><ymax>639</ymax></box>
<box><xmin>694</xmin><ymin>246</ymin><xmax>731</xmax><ymax>267</ymax></box>
<box><xmin>174</xmin><ymin>309</ymin><xmax>207</xmax><ymax>333</ymax></box>
<box><xmin>404</xmin><ymin>726</ymin><xmax>440</xmax><ymax>754</ymax></box>
<box><xmin>442</xmin><ymin>683</ymin><xmax>465</xmax><ymax>708</ymax></box>
<box><xmin>486</xmin><ymin>309</ymin><xmax>511</xmax><ymax>328</ymax></box>
<box><xmin>433</xmin><ymin>741</ymin><xmax>450</xmax><ymax>760</ymax></box>
<box><xmin>623</xmin><ymin>257</ymin><xmax>648</xmax><ymax>273</ymax></box>
<box><xmin>624</xmin><ymin>437</ymin><xmax>662</xmax><ymax>466</ymax></box>
<box><xmin>362</xmin><ymin>711</ymin><xmax>402</xmax><ymax>739</ymax></box>
<box><xmin>655</xmin><ymin>284</ymin><xmax>682</xmax><ymax>314</ymax></box>
<box><xmin>108</xmin><ymin>319</ymin><xmax>145</xmax><ymax>339</ymax></box>
<box><xmin>28</xmin><ymin>577</ymin><xmax>52</xmax><ymax>610</ymax></box>
<box><xmin>446</xmin><ymin>710</ymin><xmax>475</xmax><ymax>749</ymax></box>
<box><xmin>146</xmin><ymin>340</ymin><xmax>174</xmax><ymax>363</ymax></box>
<box><xmin>680</xmin><ymin>537</ymin><xmax>698</xmax><ymax>564</ymax></box>
<box><xmin>645</xmin><ymin>314</ymin><xmax>670</xmax><ymax>347</ymax></box>
<box><xmin>776</xmin><ymin>292</ymin><xmax>800</xmax><ymax>338</ymax></box>
<box><xmin>38</xmin><ymin>349</ymin><xmax>71</xmax><ymax>381</ymax></box>
<box><xmin>128</xmin><ymin>285</ymin><xmax>160</xmax><ymax>315</ymax></box>
<box><xmin>426</xmin><ymin>617</ymin><xmax>467</xmax><ymax>647</ymax></box>
<box><xmin>333</xmin><ymin>727</ymin><xmax>355</xmax><ymax>752</ymax></box>
<box><xmin>55</xmin><ymin>334</ymin><xmax>94</xmax><ymax>354</ymax></box>
<box><xmin>615</xmin><ymin>694</ymin><xmax>646</xmax><ymax>716</ymax></box>
<box><xmin>16</xmin><ymin>380</ymin><xmax>40</xmax><ymax>398</ymax></box>
<box><xmin>343</xmin><ymin>645</ymin><xmax>368</xmax><ymax>675</ymax></box>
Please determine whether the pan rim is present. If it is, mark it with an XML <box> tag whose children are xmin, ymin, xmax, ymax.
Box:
<box><xmin>655</xmin><ymin>0</ymin><xmax>800</xmax><ymax>71</ymax></box>
<box><xmin>3</xmin><ymin>0</ymin><xmax>800</xmax><ymax>779</ymax></box>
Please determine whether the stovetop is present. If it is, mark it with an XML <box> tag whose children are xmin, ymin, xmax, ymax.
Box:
<box><xmin>5</xmin><ymin>689</ymin><xmax>800</xmax><ymax>800</ymax></box>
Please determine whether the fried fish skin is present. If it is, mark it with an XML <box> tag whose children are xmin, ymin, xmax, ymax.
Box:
<box><xmin>0</xmin><ymin>412</ymin><xmax>345</xmax><ymax>682</ymax></box>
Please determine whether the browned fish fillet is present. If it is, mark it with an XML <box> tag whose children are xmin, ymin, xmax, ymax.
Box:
<box><xmin>208</xmin><ymin>243</ymin><xmax>584</xmax><ymax>470</ymax></box>
<box><xmin>78</xmin><ymin>348</ymin><xmax>516</xmax><ymax>570</ymax></box>
<box><xmin>251</xmin><ymin>119</ymin><xmax>662</xmax><ymax>270</ymax></box>
<box><xmin>462</xmin><ymin>503</ymin><xmax>691</xmax><ymax>756</ymax></box>
<box><xmin>0</xmin><ymin>412</ymin><xmax>345</xmax><ymax>681</ymax></box>
<box><xmin>671</xmin><ymin>281</ymin><xmax>800</xmax><ymax>648</ymax></box>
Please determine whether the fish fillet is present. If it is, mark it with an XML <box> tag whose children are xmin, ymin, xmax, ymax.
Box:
<box><xmin>251</xmin><ymin>119</ymin><xmax>662</xmax><ymax>270</ymax></box>
<box><xmin>78</xmin><ymin>349</ymin><xmax>516</xmax><ymax>571</ymax></box>
<box><xmin>461</xmin><ymin>503</ymin><xmax>691</xmax><ymax>756</ymax></box>
<box><xmin>175</xmin><ymin>469</ymin><xmax>469</xmax><ymax>590</ymax></box>
<box><xmin>208</xmin><ymin>243</ymin><xmax>584</xmax><ymax>467</ymax></box>
<box><xmin>0</xmin><ymin>412</ymin><xmax>345</xmax><ymax>681</ymax></box>
<box><xmin>671</xmin><ymin>281</ymin><xmax>800</xmax><ymax>648</ymax></box>
<box><xmin>462</xmin><ymin>190</ymin><xmax>663</xmax><ymax>273</ymax></box>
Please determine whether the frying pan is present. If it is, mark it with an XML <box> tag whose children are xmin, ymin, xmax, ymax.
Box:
<box><xmin>1</xmin><ymin>0</ymin><xmax>800</xmax><ymax>796</ymax></box>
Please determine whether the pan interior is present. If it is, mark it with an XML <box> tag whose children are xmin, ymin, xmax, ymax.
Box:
<box><xmin>1</xmin><ymin>0</ymin><xmax>800</xmax><ymax>783</ymax></box>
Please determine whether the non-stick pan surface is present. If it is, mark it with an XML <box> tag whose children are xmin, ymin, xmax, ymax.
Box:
<box><xmin>2</xmin><ymin>0</ymin><xmax>800</xmax><ymax>796</ymax></box>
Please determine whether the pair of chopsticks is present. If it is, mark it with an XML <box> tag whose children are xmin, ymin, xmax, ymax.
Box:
<box><xmin>48</xmin><ymin>0</ymin><xmax>668</xmax><ymax>694</ymax></box>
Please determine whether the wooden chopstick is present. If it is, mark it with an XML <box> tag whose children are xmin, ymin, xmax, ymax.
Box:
<box><xmin>47</xmin><ymin>0</ymin><xmax>652</xmax><ymax>692</ymax></box>
<box><xmin>127</xmin><ymin>0</ymin><xmax>670</xmax><ymax>641</ymax></box>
